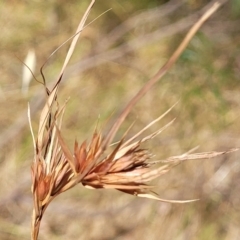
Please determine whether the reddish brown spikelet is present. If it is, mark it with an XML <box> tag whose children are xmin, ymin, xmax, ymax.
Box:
<box><xmin>37</xmin><ymin>175</ymin><xmax>51</xmax><ymax>202</ymax></box>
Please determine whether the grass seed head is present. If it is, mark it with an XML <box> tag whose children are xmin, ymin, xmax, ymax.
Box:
<box><xmin>29</xmin><ymin>2</ymin><xmax>234</xmax><ymax>239</ymax></box>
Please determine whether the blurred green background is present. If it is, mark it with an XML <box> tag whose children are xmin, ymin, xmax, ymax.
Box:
<box><xmin>0</xmin><ymin>0</ymin><xmax>240</xmax><ymax>239</ymax></box>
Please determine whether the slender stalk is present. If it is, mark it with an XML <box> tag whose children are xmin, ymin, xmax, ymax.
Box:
<box><xmin>102</xmin><ymin>2</ymin><xmax>221</xmax><ymax>149</ymax></box>
<box><xmin>31</xmin><ymin>208</ymin><xmax>41</xmax><ymax>240</ymax></box>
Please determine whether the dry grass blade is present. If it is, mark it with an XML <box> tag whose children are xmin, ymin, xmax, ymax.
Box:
<box><xmin>31</xmin><ymin>1</ymin><xmax>95</xmax><ymax>240</ymax></box>
<box><xmin>136</xmin><ymin>193</ymin><xmax>199</xmax><ymax>203</ymax></box>
<box><xmin>56</xmin><ymin>0</ymin><xmax>95</xmax><ymax>84</ymax></box>
<box><xmin>115</xmin><ymin>119</ymin><xmax>175</xmax><ymax>161</ymax></box>
<box><xmin>122</xmin><ymin>102</ymin><xmax>177</xmax><ymax>148</ymax></box>
<box><xmin>163</xmin><ymin>148</ymin><xmax>239</xmax><ymax>162</ymax></box>
<box><xmin>37</xmin><ymin>0</ymin><xmax>95</xmax><ymax>151</ymax></box>
<box><xmin>101</xmin><ymin>2</ymin><xmax>221</xmax><ymax>150</ymax></box>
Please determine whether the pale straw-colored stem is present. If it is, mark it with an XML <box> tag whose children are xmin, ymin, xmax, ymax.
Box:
<box><xmin>31</xmin><ymin>208</ymin><xmax>41</xmax><ymax>240</ymax></box>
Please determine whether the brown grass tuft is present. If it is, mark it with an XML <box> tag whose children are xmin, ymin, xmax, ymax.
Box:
<box><xmin>29</xmin><ymin>1</ymin><xmax>237</xmax><ymax>239</ymax></box>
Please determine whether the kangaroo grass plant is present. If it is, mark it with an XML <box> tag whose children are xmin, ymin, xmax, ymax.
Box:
<box><xmin>29</xmin><ymin>1</ymin><xmax>236</xmax><ymax>239</ymax></box>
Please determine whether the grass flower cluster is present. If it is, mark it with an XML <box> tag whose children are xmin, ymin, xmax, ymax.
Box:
<box><xmin>28</xmin><ymin>1</ymin><xmax>235</xmax><ymax>239</ymax></box>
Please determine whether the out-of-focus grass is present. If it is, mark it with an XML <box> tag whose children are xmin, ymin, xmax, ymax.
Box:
<box><xmin>0</xmin><ymin>1</ymin><xmax>240</xmax><ymax>239</ymax></box>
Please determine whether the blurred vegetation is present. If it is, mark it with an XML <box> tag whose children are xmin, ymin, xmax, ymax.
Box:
<box><xmin>0</xmin><ymin>0</ymin><xmax>240</xmax><ymax>239</ymax></box>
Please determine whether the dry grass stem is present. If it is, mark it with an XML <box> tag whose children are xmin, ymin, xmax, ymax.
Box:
<box><xmin>29</xmin><ymin>1</ymin><xmax>234</xmax><ymax>240</ymax></box>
